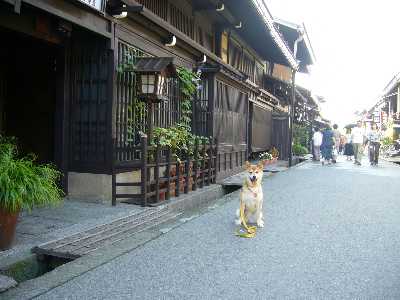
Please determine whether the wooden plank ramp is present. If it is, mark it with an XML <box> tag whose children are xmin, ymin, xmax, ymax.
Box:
<box><xmin>32</xmin><ymin>206</ymin><xmax>180</xmax><ymax>260</ymax></box>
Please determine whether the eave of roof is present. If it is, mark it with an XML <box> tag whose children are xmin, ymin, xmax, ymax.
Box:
<box><xmin>250</xmin><ymin>0</ymin><xmax>298</xmax><ymax>69</ymax></box>
<box><xmin>382</xmin><ymin>72</ymin><xmax>400</xmax><ymax>95</ymax></box>
<box><xmin>274</xmin><ymin>19</ymin><xmax>316</xmax><ymax>72</ymax></box>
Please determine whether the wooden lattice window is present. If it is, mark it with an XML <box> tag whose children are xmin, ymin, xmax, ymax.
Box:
<box><xmin>136</xmin><ymin>0</ymin><xmax>168</xmax><ymax>21</ymax></box>
<box><xmin>153</xmin><ymin>77</ymin><xmax>181</xmax><ymax>129</ymax></box>
<box><xmin>228</xmin><ymin>38</ymin><xmax>242</xmax><ymax>70</ymax></box>
<box><xmin>116</xmin><ymin>42</ymin><xmax>151</xmax><ymax>161</ymax></box>
<box><xmin>116</xmin><ymin>41</ymin><xmax>185</xmax><ymax>162</ymax></box>
<box><xmin>70</xmin><ymin>34</ymin><xmax>110</xmax><ymax>168</ymax></box>
<box><xmin>242</xmin><ymin>51</ymin><xmax>255</xmax><ymax>82</ymax></box>
<box><xmin>170</xmin><ymin>3</ymin><xmax>194</xmax><ymax>39</ymax></box>
<box><xmin>193</xmin><ymin>78</ymin><xmax>210</xmax><ymax>136</ymax></box>
<box><xmin>255</xmin><ymin>61</ymin><xmax>265</xmax><ymax>87</ymax></box>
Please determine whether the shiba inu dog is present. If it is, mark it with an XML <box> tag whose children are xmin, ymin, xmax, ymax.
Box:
<box><xmin>235</xmin><ymin>161</ymin><xmax>264</xmax><ymax>228</ymax></box>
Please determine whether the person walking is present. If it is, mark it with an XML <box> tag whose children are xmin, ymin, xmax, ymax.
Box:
<box><xmin>332</xmin><ymin>124</ymin><xmax>341</xmax><ymax>163</ymax></box>
<box><xmin>343</xmin><ymin>128</ymin><xmax>354</xmax><ymax>160</ymax></box>
<box><xmin>351</xmin><ymin>121</ymin><xmax>366</xmax><ymax>166</ymax></box>
<box><xmin>320</xmin><ymin>126</ymin><xmax>334</xmax><ymax>165</ymax></box>
<box><xmin>339</xmin><ymin>134</ymin><xmax>346</xmax><ymax>154</ymax></box>
<box><xmin>312</xmin><ymin>128</ymin><xmax>323</xmax><ymax>161</ymax></box>
<box><xmin>367</xmin><ymin>123</ymin><xmax>382</xmax><ymax>166</ymax></box>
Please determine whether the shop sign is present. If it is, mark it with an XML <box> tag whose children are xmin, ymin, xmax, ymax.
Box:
<box><xmin>76</xmin><ymin>0</ymin><xmax>105</xmax><ymax>12</ymax></box>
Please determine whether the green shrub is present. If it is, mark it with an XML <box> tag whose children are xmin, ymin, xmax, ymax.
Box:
<box><xmin>292</xmin><ymin>143</ymin><xmax>309</xmax><ymax>156</ymax></box>
<box><xmin>382</xmin><ymin>136</ymin><xmax>393</xmax><ymax>146</ymax></box>
<box><xmin>0</xmin><ymin>136</ymin><xmax>63</xmax><ymax>213</ymax></box>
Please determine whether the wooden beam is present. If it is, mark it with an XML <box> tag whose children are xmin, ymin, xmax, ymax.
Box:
<box><xmin>22</xmin><ymin>0</ymin><xmax>112</xmax><ymax>39</ymax></box>
<box><xmin>123</xmin><ymin>0</ymin><xmax>243</xmax><ymax>78</ymax></box>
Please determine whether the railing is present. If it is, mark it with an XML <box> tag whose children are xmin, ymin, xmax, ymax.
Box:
<box><xmin>112</xmin><ymin>135</ymin><xmax>218</xmax><ymax>206</ymax></box>
<box><xmin>216</xmin><ymin>147</ymin><xmax>247</xmax><ymax>180</ymax></box>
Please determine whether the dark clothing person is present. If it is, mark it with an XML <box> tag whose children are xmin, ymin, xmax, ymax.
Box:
<box><xmin>367</xmin><ymin>129</ymin><xmax>382</xmax><ymax>165</ymax></box>
<box><xmin>369</xmin><ymin>142</ymin><xmax>380</xmax><ymax>165</ymax></box>
<box><xmin>344</xmin><ymin>133</ymin><xmax>354</xmax><ymax>157</ymax></box>
<box><xmin>344</xmin><ymin>143</ymin><xmax>354</xmax><ymax>156</ymax></box>
<box><xmin>320</xmin><ymin>129</ymin><xmax>334</xmax><ymax>162</ymax></box>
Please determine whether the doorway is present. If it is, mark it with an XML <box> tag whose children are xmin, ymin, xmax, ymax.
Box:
<box><xmin>0</xmin><ymin>28</ymin><xmax>66</xmax><ymax>186</ymax></box>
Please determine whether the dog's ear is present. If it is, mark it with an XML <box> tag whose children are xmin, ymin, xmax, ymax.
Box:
<box><xmin>257</xmin><ymin>161</ymin><xmax>264</xmax><ymax>170</ymax></box>
<box><xmin>245</xmin><ymin>161</ymin><xmax>251</xmax><ymax>170</ymax></box>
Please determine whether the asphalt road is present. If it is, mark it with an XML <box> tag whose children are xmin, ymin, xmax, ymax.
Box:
<box><xmin>36</xmin><ymin>157</ymin><xmax>400</xmax><ymax>299</ymax></box>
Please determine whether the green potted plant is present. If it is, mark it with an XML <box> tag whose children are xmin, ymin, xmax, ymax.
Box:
<box><xmin>0</xmin><ymin>136</ymin><xmax>63</xmax><ymax>250</ymax></box>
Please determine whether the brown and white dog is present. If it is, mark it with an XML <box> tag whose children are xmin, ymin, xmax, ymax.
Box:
<box><xmin>235</xmin><ymin>161</ymin><xmax>264</xmax><ymax>228</ymax></box>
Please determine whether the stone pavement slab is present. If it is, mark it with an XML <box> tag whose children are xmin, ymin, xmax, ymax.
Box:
<box><xmin>0</xmin><ymin>200</ymin><xmax>143</xmax><ymax>271</ymax></box>
<box><xmin>0</xmin><ymin>275</ymin><xmax>17</xmax><ymax>293</ymax></box>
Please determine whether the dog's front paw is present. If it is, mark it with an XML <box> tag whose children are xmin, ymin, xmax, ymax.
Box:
<box><xmin>257</xmin><ymin>220</ymin><xmax>264</xmax><ymax>228</ymax></box>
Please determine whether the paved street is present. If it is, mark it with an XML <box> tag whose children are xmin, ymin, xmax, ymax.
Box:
<box><xmin>25</xmin><ymin>158</ymin><xmax>400</xmax><ymax>298</ymax></box>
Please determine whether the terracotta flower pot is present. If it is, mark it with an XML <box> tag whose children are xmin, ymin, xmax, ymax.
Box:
<box><xmin>262</xmin><ymin>159</ymin><xmax>271</xmax><ymax>166</ymax></box>
<box><xmin>0</xmin><ymin>208</ymin><xmax>19</xmax><ymax>250</ymax></box>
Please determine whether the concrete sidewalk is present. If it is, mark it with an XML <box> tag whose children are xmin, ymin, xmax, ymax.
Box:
<box><xmin>0</xmin><ymin>200</ymin><xmax>142</xmax><ymax>271</ymax></box>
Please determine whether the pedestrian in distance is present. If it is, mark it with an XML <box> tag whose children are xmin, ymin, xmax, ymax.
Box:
<box><xmin>320</xmin><ymin>126</ymin><xmax>335</xmax><ymax>165</ymax></box>
<box><xmin>367</xmin><ymin>123</ymin><xmax>382</xmax><ymax>166</ymax></box>
<box><xmin>332</xmin><ymin>124</ymin><xmax>341</xmax><ymax>163</ymax></box>
<box><xmin>351</xmin><ymin>121</ymin><xmax>366</xmax><ymax>166</ymax></box>
<box><xmin>312</xmin><ymin>127</ymin><xmax>323</xmax><ymax>161</ymax></box>
<box><xmin>343</xmin><ymin>128</ymin><xmax>354</xmax><ymax>160</ymax></box>
<box><xmin>339</xmin><ymin>133</ymin><xmax>346</xmax><ymax>154</ymax></box>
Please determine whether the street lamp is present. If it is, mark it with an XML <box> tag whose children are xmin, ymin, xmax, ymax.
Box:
<box><xmin>134</xmin><ymin>57</ymin><xmax>176</xmax><ymax>140</ymax></box>
<box><xmin>135</xmin><ymin>57</ymin><xmax>176</xmax><ymax>103</ymax></box>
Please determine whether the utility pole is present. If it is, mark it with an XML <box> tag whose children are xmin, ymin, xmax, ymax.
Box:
<box><xmin>289</xmin><ymin>27</ymin><xmax>303</xmax><ymax>167</ymax></box>
<box><xmin>289</xmin><ymin>69</ymin><xmax>296</xmax><ymax>167</ymax></box>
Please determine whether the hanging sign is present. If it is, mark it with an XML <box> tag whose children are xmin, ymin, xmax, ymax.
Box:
<box><xmin>76</xmin><ymin>0</ymin><xmax>105</xmax><ymax>12</ymax></box>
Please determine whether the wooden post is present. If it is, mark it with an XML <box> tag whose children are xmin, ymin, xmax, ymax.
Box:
<box><xmin>184</xmin><ymin>151</ymin><xmax>190</xmax><ymax>194</ymax></box>
<box><xmin>193</xmin><ymin>139</ymin><xmax>199</xmax><ymax>191</ymax></box>
<box><xmin>176</xmin><ymin>155</ymin><xmax>180</xmax><ymax>197</ymax></box>
<box><xmin>166</xmin><ymin>147</ymin><xmax>171</xmax><ymax>201</ymax></box>
<box><xmin>224</xmin><ymin>152</ymin><xmax>227</xmax><ymax>171</ymax></box>
<box><xmin>141</xmin><ymin>134</ymin><xmax>148</xmax><ymax>206</ymax></box>
<box><xmin>155</xmin><ymin>141</ymin><xmax>160</xmax><ymax>203</ymax></box>
<box><xmin>214</xmin><ymin>138</ymin><xmax>219</xmax><ymax>183</ymax></box>
<box><xmin>111</xmin><ymin>138</ymin><xmax>116</xmax><ymax>206</ymax></box>
<box><xmin>147</xmin><ymin>102</ymin><xmax>154</xmax><ymax>142</ymax></box>
<box><xmin>207</xmin><ymin>138</ymin><xmax>212</xmax><ymax>186</ymax></box>
<box><xmin>289</xmin><ymin>69</ymin><xmax>296</xmax><ymax>167</ymax></box>
<box><xmin>201</xmin><ymin>139</ymin><xmax>206</xmax><ymax>188</ymax></box>
<box><xmin>112</xmin><ymin>173</ymin><xmax>116</xmax><ymax>206</ymax></box>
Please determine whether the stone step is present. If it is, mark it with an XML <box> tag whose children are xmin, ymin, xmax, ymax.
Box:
<box><xmin>32</xmin><ymin>207</ymin><xmax>180</xmax><ymax>260</ymax></box>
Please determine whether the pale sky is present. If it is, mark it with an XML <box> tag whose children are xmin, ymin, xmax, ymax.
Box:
<box><xmin>265</xmin><ymin>0</ymin><xmax>400</xmax><ymax>128</ymax></box>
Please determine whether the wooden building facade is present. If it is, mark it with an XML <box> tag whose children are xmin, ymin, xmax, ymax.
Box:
<box><xmin>0</xmin><ymin>0</ymin><xmax>312</xmax><ymax>204</ymax></box>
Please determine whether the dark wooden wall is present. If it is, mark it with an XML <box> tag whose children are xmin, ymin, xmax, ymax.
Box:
<box><xmin>69</xmin><ymin>30</ymin><xmax>113</xmax><ymax>173</ymax></box>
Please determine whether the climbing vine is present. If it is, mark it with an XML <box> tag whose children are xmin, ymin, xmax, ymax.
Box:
<box><xmin>151</xmin><ymin>67</ymin><xmax>206</xmax><ymax>161</ymax></box>
<box><xmin>118</xmin><ymin>58</ymin><xmax>208</xmax><ymax>159</ymax></box>
<box><xmin>176</xmin><ymin>66</ymin><xmax>201</xmax><ymax>130</ymax></box>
